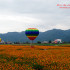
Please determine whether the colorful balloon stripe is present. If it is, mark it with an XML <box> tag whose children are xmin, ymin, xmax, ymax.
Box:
<box><xmin>26</xmin><ymin>34</ymin><xmax>38</xmax><ymax>36</ymax></box>
<box><xmin>25</xmin><ymin>32</ymin><xmax>39</xmax><ymax>34</ymax></box>
<box><xmin>26</xmin><ymin>30</ymin><xmax>39</xmax><ymax>31</ymax></box>
<box><xmin>27</xmin><ymin>36</ymin><xmax>37</xmax><ymax>37</ymax></box>
<box><xmin>28</xmin><ymin>37</ymin><xmax>37</xmax><ymax>40</ymax></box>
<box><xmin>28</xmin><ymin>28</ymin><xmax>36</xmax><ymax>29</ymax></box>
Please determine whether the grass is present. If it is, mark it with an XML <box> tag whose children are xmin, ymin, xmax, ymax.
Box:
<box><xmin>14</xmin><ymin>43</ymin><xmax>70</xmax><ymax>47</ymax></box>
<box><xmin>0</xmin><ymin>43</ymin><xmax>70</xmax><ymax>46</ymax></box>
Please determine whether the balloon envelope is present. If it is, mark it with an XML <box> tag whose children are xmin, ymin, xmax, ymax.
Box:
<box><xmin>25</xmin><ymin>28</ymin><xmax>39</xmax><ymax>40</ymax></box>
<box><xmin>0</xmin><ymin>38</ymin><xmax>1</xmax><ymax>42</ymax></box>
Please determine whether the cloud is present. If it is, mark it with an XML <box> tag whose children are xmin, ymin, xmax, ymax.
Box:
<box><xmin>0</xmin><ymin>0</ymin><xmax>70</xmax><ymax>33</ymax></box>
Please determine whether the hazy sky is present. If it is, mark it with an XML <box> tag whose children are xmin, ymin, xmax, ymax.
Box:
<box><xmin>0</xmin><ymin>0</ymin><xmax>70</xmax><ymax>33</ymax></box>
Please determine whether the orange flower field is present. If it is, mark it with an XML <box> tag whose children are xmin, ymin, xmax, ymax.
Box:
<box><xmin>0</xmin><ymin>45</ymin><xmax>70</xmax><ymax>70</ymax></box>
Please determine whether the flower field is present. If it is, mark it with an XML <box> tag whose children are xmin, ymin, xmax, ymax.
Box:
<box><xmin>0</xmin><ymin>45</ymin><xmax>70</xmax><ymax>70</ymax></box>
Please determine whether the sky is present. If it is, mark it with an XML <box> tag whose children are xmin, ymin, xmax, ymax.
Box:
<box><xmin>0</xmin><ymin>0</ymin><xmax>70</xmax><ymax>33</ymax></box>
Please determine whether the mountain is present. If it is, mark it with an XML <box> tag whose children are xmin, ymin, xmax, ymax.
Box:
<box><xmin>0</xmin><ymin>29</ymin><xmax>70</xmax><ymax>42</ymax></box>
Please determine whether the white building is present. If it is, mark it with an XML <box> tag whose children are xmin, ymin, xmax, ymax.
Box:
<box><xmin>41</xmin><ymin>41</ymin><xmax>48</xmax><ymax>44</ymax></box>
<box><xmin>54</xmin><ymin>39</ymin><xmax>62</xmax><ymax>43</ymax></box>
<box><xmin>0</xmin><ymin>40</ymin><xmax>5</xmax><ymax>44</ymax></box>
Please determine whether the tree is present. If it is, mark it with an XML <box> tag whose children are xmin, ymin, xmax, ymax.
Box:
<box><xmin>49</xmin><ymin>40</ymin><xmax>52</xmax><ymax>43</ymax></box>
<box><xmin>37</xmin><ymin>41</ymin><xmax>41</xmax><ymax>44</ymax></box>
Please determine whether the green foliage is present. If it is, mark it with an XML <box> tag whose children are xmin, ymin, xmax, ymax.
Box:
<box><xmin>0</xmin><ymin>59</ymin><xmax>6</xmax><ymax>63</ymax></box>
<box><xmin>32</xmin><ymin>63</ymin><xmax>44</xmax><ymax>70</ymax></box>
<box><xmin>17</xmin><ymin>48</ymin><xmax>22</xmax><ymax>50</ymax></box>
<box><xmin>0</xmin><ymin>54</ymin><xmax>17</xmax><ymax>62</ymax></box>
<box><xmin>14</xmin><ymin>61</ymin><xmax>24</xmax><ymax>66</ymax></box>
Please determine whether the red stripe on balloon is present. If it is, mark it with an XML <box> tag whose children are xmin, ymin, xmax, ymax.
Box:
<box><xmin>28</xmin><ymin>37</ymin><xmax>36</xmax><ymax>40</ymax></box>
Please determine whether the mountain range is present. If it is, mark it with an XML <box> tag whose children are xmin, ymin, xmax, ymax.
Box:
<box><xmin>0</xmin><ymin>29</ymin><xmax>70</xmax><ymax>42</ymax></box>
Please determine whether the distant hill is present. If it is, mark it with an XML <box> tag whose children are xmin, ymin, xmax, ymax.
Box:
<box><xmin>0</xmin><ymin>29</ymin><xmax>70</xmax><ymax>42</ymax></box>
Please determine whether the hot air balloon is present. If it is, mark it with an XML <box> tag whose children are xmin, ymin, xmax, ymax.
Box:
<box><xmin>0</xmin><ymin>38</ymin><xmax>1</xmax><ymax>42</ymax></box>
<box><xmin>25</xmin><ymin>28</ymin><xmax>39</xmax><ymax>47</ymax></box>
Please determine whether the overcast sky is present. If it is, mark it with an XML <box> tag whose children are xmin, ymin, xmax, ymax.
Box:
<box><xmin>0</xmin><ymin>0</ymin><xmax>70</xmax><ymax>33</ymax></box>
